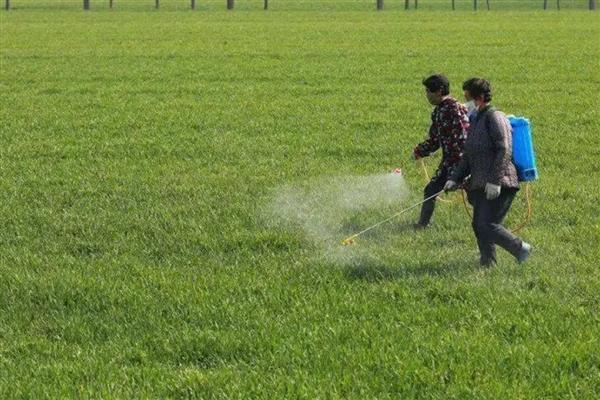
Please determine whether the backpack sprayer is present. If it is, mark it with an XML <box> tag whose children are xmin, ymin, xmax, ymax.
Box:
<box><xmin>508</xmin><ymin>115</ymin><xmax>539</xmax><ymax>182</ymax></box>
<box><xmin>341</xmin><ymin>115</ymin><xmax>538</xmax><ymax>246</ymax></box>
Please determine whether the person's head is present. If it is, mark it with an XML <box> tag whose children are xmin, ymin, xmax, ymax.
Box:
<box><xmin>422</xmin><ymin>74</ymin><xmax>450</xmax><ymax>105</ymax></box>
<box><xmin>462</xmin><ymin>78</ymin><xmax>492</xmax><ymax>109</ymax></box>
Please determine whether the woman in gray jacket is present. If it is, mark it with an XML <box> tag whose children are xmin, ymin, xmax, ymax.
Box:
<box><xmin>444</xmin><ymin>78</ymin><xmax>532</xmax><ymax>267</ymax></box>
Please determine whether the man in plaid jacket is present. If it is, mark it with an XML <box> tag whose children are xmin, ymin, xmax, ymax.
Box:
<box><xmin>412</xmin><ymin>74</ymin><xmax>470</xmax><ymax>229</ymax></box>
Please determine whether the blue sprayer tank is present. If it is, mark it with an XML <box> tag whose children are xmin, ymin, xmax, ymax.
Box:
<box><xmin>508</xmin><ymin>116</ymin><xmax>539</xmax><ymax>182</ymax></box>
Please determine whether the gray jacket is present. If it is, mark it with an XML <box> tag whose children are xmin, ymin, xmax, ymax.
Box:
<box><xmin>451</xmin><ymin>106</ymin><xmax>519</xmax><ymax>190</ymax></box>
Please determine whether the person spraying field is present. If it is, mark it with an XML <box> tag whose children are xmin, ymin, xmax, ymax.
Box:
<box><xmin>412</xmin><ymin>74</ymin><xmax>470</xmax><ymax>230</ymax></box>
<box><xmin>444</xmin><ymin>78</ymin><xmax>533</xmax><ymax>267</ymax></box>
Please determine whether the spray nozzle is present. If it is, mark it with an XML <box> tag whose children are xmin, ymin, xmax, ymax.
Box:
<box><xmin>341</xmin><ymin>236</ymin><xmax>357</xmax><ymax>246</ymax></box>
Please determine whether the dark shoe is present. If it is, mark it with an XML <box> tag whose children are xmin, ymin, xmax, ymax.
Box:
<box><xmin>517</xmin><ymin>242</ymin><xmax>532</xmax><ymax>264</ymax></box>
<box><xmin>412</xmin><ymin>223</ymin><xmax>428</xmax><ymax>231</ymax></box>
<box><xmin>480</xmin><ymin>258</ymin><xmax>496</xmax><ymax>268</ymax></box>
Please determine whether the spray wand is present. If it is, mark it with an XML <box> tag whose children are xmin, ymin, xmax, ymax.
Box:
<box><xmin>341</xmin><ymin>189</ymin><xmax>445</xmax><ymax>246</ymax></box>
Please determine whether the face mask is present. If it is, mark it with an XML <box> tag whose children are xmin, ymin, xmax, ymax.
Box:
<box><xmin>465</xmin><ymin>100</ymin><xmax>477</xmax><ymax>113</ymax></box>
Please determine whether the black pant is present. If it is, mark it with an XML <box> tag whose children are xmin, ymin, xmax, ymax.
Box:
<box><xmin>467</xmin><ymin>188</ymin><xmax>523</xmax><ymax>266</ymax></box>
<box><xmin>418</xmin><ymin>170</ymin><xmax>447</xmax><ymax>226</ymax></box>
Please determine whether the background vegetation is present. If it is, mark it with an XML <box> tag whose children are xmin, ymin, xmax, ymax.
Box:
<box><xmin>2</xmin><ymin>0</ymin><xmax>596</xmax><ymax>11</ymax></box>
<box><xmin>1</xmin><ymin>6</ymin><xmax>599</xmax><ymax>399</ymax></box>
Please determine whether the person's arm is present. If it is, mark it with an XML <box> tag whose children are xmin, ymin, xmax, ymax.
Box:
<box><xmin>487</xmin><ymin>111</ymin><xmax>511</xmax><ymax>186</ymax></box>
<box><xmin>413</xmin><ymin>115</ymin><xmax>440</xmax><ymax>158</ymax></box>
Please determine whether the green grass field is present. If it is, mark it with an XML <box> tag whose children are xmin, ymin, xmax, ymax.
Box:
<box><xmin>1</xmin><ymin>4</ymin><xmax>600</xmax><ymax>399</ymax></box>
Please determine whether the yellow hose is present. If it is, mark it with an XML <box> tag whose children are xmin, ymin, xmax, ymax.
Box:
<box><xmin>510</xmin><ymin>183</ymin><xmax>533</xmax><ymax>234</ymax></box>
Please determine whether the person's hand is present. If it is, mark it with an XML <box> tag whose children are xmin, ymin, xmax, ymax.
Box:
<box><xmin>485</xmin><ymin>183</ymin><xmax>501</xmax><ymax>200</ymax></box>
<box><xmin>444</xmin><ymin>180</ymin><xmax>458</xmax><ymax>192</ymax></box>
<box><xmin>412</xmin><ymin>150</ymin><xmax>420</xmax><ymax>161</ymax></box>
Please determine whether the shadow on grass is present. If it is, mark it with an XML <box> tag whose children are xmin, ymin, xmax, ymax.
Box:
<box><xmin>344</xmin><ymin>258</ymin><xmax>470</xmax><ymax>282</ymax></box>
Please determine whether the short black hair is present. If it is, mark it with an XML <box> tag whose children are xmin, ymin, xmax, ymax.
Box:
<box><xmin>422</xmin><ymin>74</ymin><xmax>450</xmax><ymax>96</ymax></box>
<box><xmin>462</xmin><ymin>78</ymin><xmax>492</xmax><ymax>103</ymax></box>
<box><xmin>462</xmin><ymin>78</ymin><xmax>479</xmax><ymax>92</ymax></box>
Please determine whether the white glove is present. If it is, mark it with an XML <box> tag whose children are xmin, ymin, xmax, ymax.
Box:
<box><xmin>443</xmin><ymin>180</ymin><xmax>458</xmax><ymax>192</ymax></box>
<box><xmin>485</xmin><ymin>183</ymin><xmax>501</xmax><ymax>200</ymax></box>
